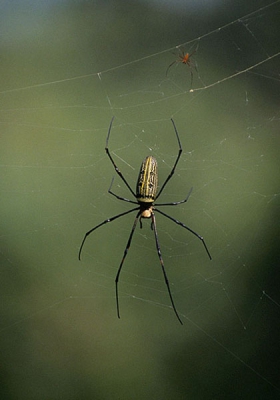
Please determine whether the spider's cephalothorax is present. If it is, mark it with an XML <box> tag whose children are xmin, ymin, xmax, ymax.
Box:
<box><xmin>79</xmin><ymin>117</ymin><xmax>212</xmax><ymax>325</ymax></box>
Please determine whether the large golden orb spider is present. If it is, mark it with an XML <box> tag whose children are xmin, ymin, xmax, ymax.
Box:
<box><xmin>79</xmin><ymin>117</ymin><xmax>211</xmax><ymax>324</ymax></box>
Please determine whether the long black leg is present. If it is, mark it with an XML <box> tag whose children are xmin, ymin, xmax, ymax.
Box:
<box><xmin>151</xmin><ymin>213</ymin><xmax>183</xmax><ymax>325</ymax></box>
<box><xmin>78</xmin><ymin>207</ymin><xmax>139</xmax><ymax>260</ymax></box>
<box><xmin>108</xmin><ymin>177</ymin><xmax>138</xmax><ymax>205</ymax></box>
<box><xmin>115</xmin><ymin>210</ymin><xmax>142</xmax><ymax>319</ymax></box>
<box><xmin>105</xmin><ymin>117</ymin><xmax>136</xmax><ymax>198</ymax></box>
<box><xmin>155</xmin><ymin>187</ymin><xmax>193</xmax><ymax>207</ymax></box>
<box><xmin>155</xmin><ymin>119</ymin><xmax>182</xmax><ymax>200</ymax></box>
<box><xmin>155</xmin><ymin>208</ymin><xmax>212</xmax><ymax>260</ymax></box>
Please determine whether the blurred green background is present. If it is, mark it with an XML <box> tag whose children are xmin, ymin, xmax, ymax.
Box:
<box><xmin>1</xmin><ymin>1</ymin><xmax>280</xmax><ymax>399</ymax></box>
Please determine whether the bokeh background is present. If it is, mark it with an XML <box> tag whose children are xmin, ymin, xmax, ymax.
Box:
<box><xmin>1</xmin><ymin>1</ymin><xmax>280</xmax><ymax>399</ymax></box>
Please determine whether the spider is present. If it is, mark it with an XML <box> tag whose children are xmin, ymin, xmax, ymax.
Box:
<box><xmin>166</xmin><ymin>48</ymin><xmax>197</xmax><ymax>86</ymax></box>
<box><xmin>79</xmin><ymin>117</ymin><xmax>211</xmax><ymax>324</ymax></box>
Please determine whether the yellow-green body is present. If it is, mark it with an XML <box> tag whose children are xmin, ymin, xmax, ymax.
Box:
<box><xmin>136</xmin><ymin>156</ymin><xmax>158</xmax><ymax>203</ymax></box>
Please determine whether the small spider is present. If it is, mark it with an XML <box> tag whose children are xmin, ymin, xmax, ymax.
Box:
<box><xmin>166</xmin><ymin>48</ymin><xmax>197</xmax><ymax>86</ymax></box>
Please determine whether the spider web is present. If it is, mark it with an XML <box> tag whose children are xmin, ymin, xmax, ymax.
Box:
<box><xmin>1</xmin><ymin>1</ymin><xmax>280</xmax><ymax>398</ymax></box>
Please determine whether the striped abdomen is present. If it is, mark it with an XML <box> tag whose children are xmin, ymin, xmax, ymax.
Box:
<box><xmin>136</xmin><ymin>156</ymin><xmax>158</xmax><ymax>203</ymax></box>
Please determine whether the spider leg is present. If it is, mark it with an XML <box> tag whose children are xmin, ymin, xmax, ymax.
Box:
<box><xmin>155</xmin><ymin>119</ymin><xmax>182</xmax><ymax>200</ymax></box>
<box><xmin>187</xmin><ymin>41</ymin><xmax>199</xmax><ymax>62</ymax></box>
<box><xmin>155</xmin><ymin>208</ymin><xmax>212</xmax><ymax>260</ymax></box>
<box><xmin>151</xmin><ymin>212</ymin><xmax>183</xmax><ymax>325</ymax></box>
<box><xmin>179</xmin><ymin>48</ymin><xmax>185</xmax><ymax>58</ymax></box>
<box><xmin>115</xmin><ymin>210</ymin><xmax>142</xmax><ymax>319</ymax></box>
<box><xmin>108</xmin><ymin>177</ymin><xmax>138</xmax><ymax>205</ymax></box>
<box><xmin>189</xmin><ymin>68</ymin><xmax>194</xmax><ymax>88</ymax></box>
<box><xmin>192</xmin><ymin>59</ymin><xmax>198</xmax><ymax>73</ymax></box>
<box><xmin>105</xmin><ymin>117</ymin><xmax>136</xmax><ymax>198</ymax></box>
<box><xmin>155</xmin><ymin>187</ymin><xmax>193</xmax><ymax>206</ymax></box>
<box><xmin>166</xmin><ymin>60</ymin><xmax>178</xmax><ymax>76</ymax></box>
<box><xmin>188</xmin><ymin>49</ymin><xmax>198</xmax><ymax>87</ymax></box>
<box><xmin>78</xmin><ymin>207</ymin><xmax>139</xmax><ymax>260</ymax></box>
